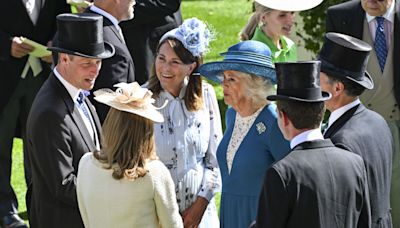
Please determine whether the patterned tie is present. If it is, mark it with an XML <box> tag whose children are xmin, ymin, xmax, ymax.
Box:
<box><xmin>77</xmin><ymin>91</ymin><xmax>91</xmax><ymax>121</ymax></box>
<box><xmin>374</xmin><ymin>17</ymin><xmax>387</xmax><ymax>72</ymax></box>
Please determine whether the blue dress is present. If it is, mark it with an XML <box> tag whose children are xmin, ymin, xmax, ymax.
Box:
<box><xmin>218</xmin><ymin>104</ymin><xmax>290</xmax><ymax>228</ymax></box>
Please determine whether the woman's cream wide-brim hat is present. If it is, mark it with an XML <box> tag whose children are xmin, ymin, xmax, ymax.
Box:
<box><xmin>255</xmin><ymin>0</ymin><xmax>323</xmax><ymax>11</ymax></box>
<box><xmin>93</xmin><ymin>82</ymin><xmax>165</xmax><ymax>123</ymax></box>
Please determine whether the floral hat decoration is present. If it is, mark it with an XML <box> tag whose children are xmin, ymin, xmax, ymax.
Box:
<box><xmin>160</xmin><ymin>17</ymin><xmax>214</xmax><ymax>57</ymax></box>
<box><xmin>93</xmin><ymin>82</ymin><xmax>166</xmax><ymax>123</ymax></box>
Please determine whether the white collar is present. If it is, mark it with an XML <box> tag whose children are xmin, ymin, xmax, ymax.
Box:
<box><xmin>290</xmin><ymin>128</ymin><xmax>324</xmax><ymax>149</ymax></box>
<box><xmin>365</xmin><ymin>0</ymin><xmax>395</xmax><ymax>23</ymax></box>
<box><xmin>53</xmin><ymin>67</ymin><xmax>82</xmax><ymax>102</ymax></box>
<box><xmin>328</xmin><ymin>99</ymin><xmax>360</xmax><ymax>128</ymax></box>
<box><xmin>90</xmin><ymin>5</ymin><xmax>121</xmax><ymax>29</ymax></box>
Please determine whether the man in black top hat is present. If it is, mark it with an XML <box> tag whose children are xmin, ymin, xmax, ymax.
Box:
<box><xmin>26</xmin><ymin>13</ymin><xmax>114</xmax><ymax>228</ymax></box>
<box><xmin>86</xmin><ymin>0</ymin><xmax>136</xmax><ymax>123</ymax></box>
<box><xmin>253</xmin><ymin>61</ymin><xmax>371</xmax><ymax>227</ymax></box>
<box><xmin>319</xmin><ymin>32</ymin><xmax>393</xmax><ymax>228</ymax></box>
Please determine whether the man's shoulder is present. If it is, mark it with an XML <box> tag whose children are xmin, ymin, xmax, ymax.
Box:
<box><xmin>328</xmin><ymin>0</ymin><xmax>361</xmax><ymax>13</ymax></box>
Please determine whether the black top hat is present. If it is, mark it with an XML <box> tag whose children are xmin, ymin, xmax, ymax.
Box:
<box><xmin>318</xmin><ymin>32</ymin><xmax>373</xmax><ymax>89</ymax></box>
<box><xmin>267</xmin><ymin>61</ymin><xmax>331</xmax><ymax>102</ymax></box>
<box><xmin>49</xmin><ymin>13</ymin><xmax>115</xmax><ymax>59</ymax></box>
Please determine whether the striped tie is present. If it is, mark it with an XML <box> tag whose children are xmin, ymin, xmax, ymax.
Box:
<box><xmin>77</xmin><ymin>91</ymin><xmax>91</xmax><ymax>121</ymax></box>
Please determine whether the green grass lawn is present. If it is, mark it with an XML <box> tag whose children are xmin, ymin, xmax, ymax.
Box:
<box><xmin>10</xmin><ymin>0</ymin><xmax>252</xmax><ymax>224</ymax></box>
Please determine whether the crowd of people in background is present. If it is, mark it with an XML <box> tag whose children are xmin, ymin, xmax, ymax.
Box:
<box><xmin>0</xmin><ymin>0</ymin><xmax>399</xmax><ymax>227</ymax></box>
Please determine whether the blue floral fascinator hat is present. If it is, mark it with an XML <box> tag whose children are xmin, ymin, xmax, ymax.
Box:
<box><xmin>199</xmin><ymin>40</ymin><xmax>276</xmax><ymax>84</ymax></box>
<box><xmin>160</xmin><ymin>17</ymin><xmax>213</xmax><ymax>57</ymax></box>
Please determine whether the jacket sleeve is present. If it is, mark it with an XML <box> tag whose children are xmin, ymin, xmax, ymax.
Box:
<box><xmin>357</xmin><ymin>164</ymin><xmax>372</xmax><ymax>228</ymax></box>
<box><xmin>29</xmin><ymin>109</ymin><xmax>80</xmax><ymax>207</ymax></box>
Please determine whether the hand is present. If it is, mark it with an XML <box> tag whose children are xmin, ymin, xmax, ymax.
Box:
<box><xmin>41</xmin><ymin>54</ymin><xmax>53</xmax><ymax>64</ymax></box>
<box><xmin>11</xmin><ymin>37</ymin><xmax>34</xmax><ymax>58</ymax></box>
<box><xmin>182</xmin><ymin>196</ymin><xmax>209</xmax><ymax>228</ymax></box>
<box><xmin>41</xmin><ymin>40</ymin><xmax>54</xmax><ymax>63</ymax></box>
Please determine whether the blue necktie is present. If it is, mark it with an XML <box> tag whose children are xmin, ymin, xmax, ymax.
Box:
<box><xmin>77</xmin><ymin>91</ymin><xmax>91</xmax><ymax>121</ymax></box>
<box><xmin>374</xmin><ymin>17</ymin><xmax>387</xmax><ymax>72</ymax></box>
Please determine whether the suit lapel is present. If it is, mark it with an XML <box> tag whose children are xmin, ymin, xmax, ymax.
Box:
<box><xmin>324</xmin><ymin>104</ymin><xmax>360</xmax><ymax>138</ymax></box>
<box><xmin>49</xmin><ymin>75</ymin><xmax>97</xmax><ymax>151</ymax></box>
<box><xmin>88</xmin><ymin>8</ymin><xmax>125</xmax><ymax>44</ymax></box>
<box><xmin>85</xmin><ymin>97</ymin><xmax>102</xmax><ymax>141</ymax></box>
<box><xmin>17</xmin><ymin>0</ymin><xmax>34</xmax><ymax>27</ymax></box>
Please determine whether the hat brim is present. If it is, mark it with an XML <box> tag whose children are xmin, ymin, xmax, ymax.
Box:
<box><xmin>321</xmin><ymin>67</ymin><xmax>374</xmax><ymax>90</ymax></box>
<box><xmin>267</xmin><ymin>91</ymin><xmax>331</xmax><ymax>102</ymax></box>
<box><xmin>345</xmin><ymin>72</ymin><xmax>374</xmax><ymax>90</ymax></box>
<box><xmin>94</xmin><ymin>95</ymin><xmax>164</xmax><ymax>123</ymax></box>
<box><xmin>255</xmin><ymin>0</ymin><xmax>323</xmax><ymax>11</ymax></box>
<box><xmin>48</xmin><ymin>41</ymin><xmax>115</xmax><ymax>59</ymax></box>
<box><xmin>199</xmin><ymin>61</ymin><xmax>277</xmax><ymax>84</ymax></box>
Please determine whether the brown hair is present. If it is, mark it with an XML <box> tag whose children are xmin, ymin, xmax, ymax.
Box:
<box><xmin>277</xmin><ymin>100</ymin><xmax>325</xmax><ymax>129</ymax></box>
<box><xmin>93</xmin><ymin>108</ymin><xmax>157</xmax><ymax>180</ymax></box>
<box><xmin>147</xmin><ymin>38</ymin><xmax>203</xmax><ymax>111</ymax></box>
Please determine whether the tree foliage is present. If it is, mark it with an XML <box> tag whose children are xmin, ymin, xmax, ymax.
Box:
<box><xmin>298</xmin><ymin>0</ymin><xmax>348</xmax><ymax>54</ymax></box>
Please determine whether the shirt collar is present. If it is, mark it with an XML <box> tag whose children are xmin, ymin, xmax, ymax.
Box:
<box><xmin>328</xmin><ymin>99</ymin><xmax>360</xmax><ymax>128</ymax></box>
<box><xmin>365</xmin><ymin>0</ymin><xmax>395</xmax><ymax>23</ymax></box>
<box><xmin>90</xmin><ymin>5</ymin><xmax>121</xmax><ymax>29</ymax></box>
<box><xmin>290</xmin><ymin>128</ymin><xmax>324</xmax><ymax>149</ymax></box>
<box><xmin>53</xmin><ymin>67</ymin><xmax>82</xmax><ymax>102</ymax></box>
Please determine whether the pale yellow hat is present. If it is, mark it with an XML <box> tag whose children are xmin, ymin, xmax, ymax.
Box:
<box><xmin>93</xmin><ymin>82</ymin><xmax>165</xmax><ymax>123</ymax></box>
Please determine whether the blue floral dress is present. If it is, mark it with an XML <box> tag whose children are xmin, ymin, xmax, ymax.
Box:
<box><xmin>218</xmin><ymin>104</ymin><xmax>290</xmax><ymax>228</ymax></box>
<box><xmin>153</xmin><ymin>81</ymin><xmax>222</xmax><ymax>228</ymax></box>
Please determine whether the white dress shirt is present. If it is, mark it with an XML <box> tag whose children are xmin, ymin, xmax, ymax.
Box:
<box><xmin>290</xmin><ymin>128</ymin><xmax>324</xmax><ymax>149</ymax></box>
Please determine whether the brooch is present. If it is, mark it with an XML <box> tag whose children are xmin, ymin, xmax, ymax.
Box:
<box><xmin>256</xmin><ymin>122</ymin><xmax>266</xmax><ymax>134</ymax></box>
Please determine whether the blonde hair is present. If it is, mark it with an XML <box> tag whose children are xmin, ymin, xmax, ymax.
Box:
<box><xmin>148</xmin><ymin>38</ymin><xmax>203</xmax><ymax>111</ymax></box>
<box><xmin>94</xmin><ymin>108</ymin><xmax>157</xmax><ymax>180</ymax></box>
<box><xmin>240</xmin><ymin>2</ymin><xmax>273</xmax><ymax>41</ymax></box>
<box><xmin>237</xmin><ymin>71</ymin><xmax>275</xmax><ymax>107</ymax></box>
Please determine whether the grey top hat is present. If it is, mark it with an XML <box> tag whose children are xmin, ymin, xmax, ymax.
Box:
<box><xmin>49</xmin><ymin>13</ymin><xmax>115</xmax><ymax>59</ymax></box>
<box><xmin>267</xmin><ymin>61</ymin><xmax>331</xmax><ymax>102</ymax></box>
<box><xmin>199</xmin><ymin>40</ymin><xmax>276</xmax><ymax>84</ymax></box>
<box><xmin>318</xmin><ymin>32</ymin><xmax>374</xmax><ymax>89</ymax></box>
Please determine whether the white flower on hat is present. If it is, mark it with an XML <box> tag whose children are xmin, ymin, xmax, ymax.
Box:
<box><xmin>93</xmin><ymin>82</ymin><xmax>166</xmax><ymax>122</ymax></box>
<box><xmin>160</xmin><ymin>17</ymin><xmax>214</xmax><ymax>57</ymax></box>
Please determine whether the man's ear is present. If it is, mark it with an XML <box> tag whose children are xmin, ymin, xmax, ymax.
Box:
<box><xmin>278</xmin><ymin>109</ymin><xmax>290</xmax><ymax>127</ymax></box>
<box><xmin>59</xmin><ymin>53</ymin><xmax>68</xmax><ymax>64</ymax></box>
<box><xmin>334</xmin><ymin>81</ymin><xmax>345</xmax><ymax>96</ymax></box>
